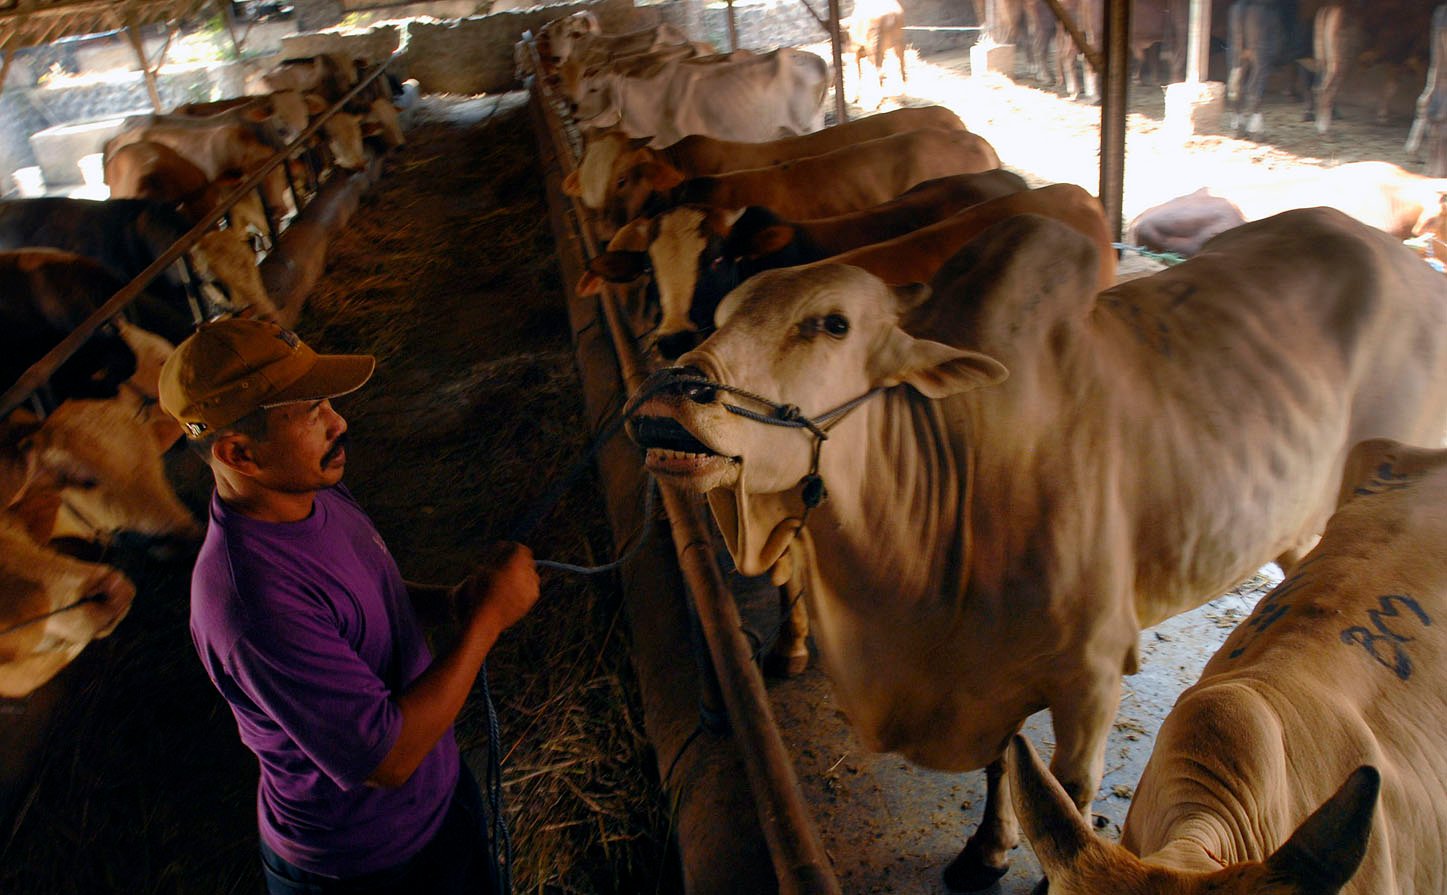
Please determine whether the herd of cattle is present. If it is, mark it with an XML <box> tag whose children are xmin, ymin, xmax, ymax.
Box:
<box><xmin>984</xmin><ymin>0</ymin><xmax>1447</xmax><ymax>171</ymax></box>
<box><xmin>1</xmin><ymin>5</ymin><xmax>1445</xmax><ymax>888</ymax></box>
<box><xmin>0</xmin><ymin>52</ymin><xmax>412</xmax><ymax>700</ymax></box>
<box><xmin>529</xmin><ymin>9</ymin><xmax>1447</xmax><ymax>893</ymax></box>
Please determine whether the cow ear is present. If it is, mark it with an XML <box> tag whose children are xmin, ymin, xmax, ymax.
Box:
<box><xmin>576</xmin><ymin>270</ymin><xmax>605</xmax><ymax>296</ymax></box>
<box><xmin>893</xmin><ymin>282</ymin><xmax>932</xmax><ymax>313</ymax></box>
<box><xmin>1263</xmin><ymin>766</ymin><xmax>1378</xmax><ymax>893</ymax></box>
<box><xmin>242</xmin><ymin>104</ymin><xmax>270</xmax><ymax>123</ymax></box>
<box><xmin>607</xmin><ymin>217</ymin><xmax>653</xmax><ymax>252</ymax></box>
<box><xmin>875</xmin><ymin>330</ymin><xmax>1008</xmax><ymax>400</ymax></box>
<box><xmin>737</xmin><ymin>223</ymin><xmax>796</xmax><ymax>258</ymax></box>
<box><xmin>703</xmin><ymin>207</ymin><xmax>744</xmax><ymax>238</ymax></box>
<box><xmin>149</xmin><ymin>415</ymin><xmax>184</xmax><ymax>452</ymax></box>
<box><xmin>562</xmin><ymin>170</ymin><xmax>583</xmax><ymax>197</ymax></box>
<box><xmin>1008</xmin><ymin>735</ymin><xmax>1097</xmax><ymax>873</ymax></box>
<box><xmin>304</xmin><ymin>93</ymin><xmax>328</xmax><ymax>116</ymax></box>
<box><xmin>588</xmin><ymin>251</ymin><xmax>648</xmax><ymax>284</ymax></box>
<box><xmin>641</xmin><ymin>161</ymin><xmax>686</xmax><ymax>191</ymax></box>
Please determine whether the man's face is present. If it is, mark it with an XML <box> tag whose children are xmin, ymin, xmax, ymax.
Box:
<box><xmin>242</xmin><ymin>398</ymin><xmax>349</xmax><ymax>494</ymax></box>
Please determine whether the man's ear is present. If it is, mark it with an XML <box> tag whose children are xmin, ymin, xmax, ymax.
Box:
<box><xmin>211</xmin><ymin>433</ymin><xmax>259</xmax><ymax>474</ymax></box>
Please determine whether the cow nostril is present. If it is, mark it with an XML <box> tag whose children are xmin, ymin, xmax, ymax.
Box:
<box><xmin>683</xmin><ymin>382</ymin><xmax>716</xmax><ymax>405</ymax></box>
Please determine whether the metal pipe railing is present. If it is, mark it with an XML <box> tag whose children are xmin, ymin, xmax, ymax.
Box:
<box><xmin>524</xmin><ymin>35</ymin><xmax>843</xmax><ymax>895</ymax></box>
<box><xmin>0</xmin><ymin>55</ymin><xmax>395</xmax><ymax>417</ymax></box>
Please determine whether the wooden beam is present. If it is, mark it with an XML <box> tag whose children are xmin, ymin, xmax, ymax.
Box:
<box><xmin>1187</xmin><ymin>0</ymin><xmax>1210</xmax><ymax>82</ymax></box>
<box><xmin>1098</xmin><ymin>0</ymin><xmax>1129</xmax><ymax>240</ymax></box>
<box><xmin>826</xmin><ymin>0</ymin><xmax>846</xmax><ymax>122</ymax></box>
<box><xmin>725</xmin><ymin>0</ymin><xmax>738</xmax><ymax>51</ymax></box>
<box><xmin>123</xmin><ymin>23</ymin><xmax>163</xmax><ymax>110</ymax></box>
<box><xmin>0</xmin><ymin>50</ymin><xmax>14</xmax><ymax>96</ymax></box>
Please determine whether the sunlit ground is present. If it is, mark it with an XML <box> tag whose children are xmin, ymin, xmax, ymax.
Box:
<box><xmin>807</xmin><ymin>43</ymin><xmax>1388</xmax><ymax>222</ymax></box>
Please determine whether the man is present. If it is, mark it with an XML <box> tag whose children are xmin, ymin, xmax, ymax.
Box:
<box><xmin>158</xmin><ymin>317</ymin><xmax>539</xmax><ymax>894</ymax></box>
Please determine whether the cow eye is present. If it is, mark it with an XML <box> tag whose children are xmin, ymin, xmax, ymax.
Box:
<box><xmin>616</xmin><ymin>176</ymin><xmax>627</xmax><ymax>189</ymax></box>
<box><xmin>823</xmin><ymin>314</ymin><xmax>850</xmax><ymax>337</ymax></box>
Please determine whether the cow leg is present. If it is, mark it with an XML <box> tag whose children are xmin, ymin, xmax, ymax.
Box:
<box><xmin>943</xmin><ymin>757</ymin><xmax>1019</xmax><ymax>891</ymax></box>
<box><xmin>765</xmin><ymin>573</ymin><xmax>810</xmax><ymax>676</ymax></box>
<box><xmin>1045</xmin><ymin>664</ymin><xmax>1123</xmax><ymax>825</ymax></box>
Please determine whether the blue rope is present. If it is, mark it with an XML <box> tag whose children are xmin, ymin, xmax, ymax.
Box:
<box><xmin>1113</xmin><ymin>241</ymin><xmax>1187</xmax><ymax>266</ymax></box>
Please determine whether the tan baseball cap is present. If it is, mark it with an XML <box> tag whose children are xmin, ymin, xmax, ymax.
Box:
<box><xmin>159</xmin><ymin>318</ymin><xmax>375</xmax><ymax>438</ymax></box>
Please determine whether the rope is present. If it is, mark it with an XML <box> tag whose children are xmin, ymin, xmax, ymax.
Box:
<box><xmin>0</xmin><ymin>594</ymin><xmax>105</xmax><ymax>639</ymax></box>
<box><xmin>1113</xmin><ymin>242</ymin><xmax>1187</xmax><ymax>266</ymax></box>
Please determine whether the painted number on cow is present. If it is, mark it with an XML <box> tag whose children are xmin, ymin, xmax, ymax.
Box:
<box><xmin>1340</xmin><ymin>594</ymin><xmax>1432</xmax><ymax>682</ymax></box>
<box><xmin>1227</xmin><ymin>554</ymin><xmax>1326</xmax><ymax>660</ymax></box>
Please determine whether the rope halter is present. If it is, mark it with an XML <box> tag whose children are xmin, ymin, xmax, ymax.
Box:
<box><xmin>631</xmin><ymin>365</ymin><xmax>888</xmax><ymax>510</ymax></box>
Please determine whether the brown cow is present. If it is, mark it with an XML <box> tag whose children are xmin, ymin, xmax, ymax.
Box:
<box><xmin>844</xmin><ymin>0</ymin><xmax>908</xmax><ymax>101</ymax></box>
<box><xmin>586</xmin><ymin>179</ymin><xmax>1110</xmax><ymax>362</ymax></box>
<box><xmin>586</xmin><ymin>127</ymin><xmax>1000</xmax><ymax>239</ymax></box>
<box><xmin>566</xmin><ymin>105</ymin><xmax>968</xmax><ymax>219</ymax></box>
<box><xmin>1309</xmin><ymin>0</ymin><xmax>1431</xmax><ymax>135</ymax></box>
<box><xmin>1011</xmin><ymin>436</ymin><xmax>1447</xmax><ymax>894</ymax></box>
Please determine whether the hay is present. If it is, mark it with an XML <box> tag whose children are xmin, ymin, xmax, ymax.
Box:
<box><xmin>0</xmin><ymin>95</ymin><xmax>672</xmax><ymax>894</ymax></box>
<box><xmin>301</xmin><ymin>96</ymin><xmax>673</xmax><ymax>895</ymax></box>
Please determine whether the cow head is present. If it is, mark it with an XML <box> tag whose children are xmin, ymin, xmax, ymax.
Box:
<box><xmin>0</xmin><ymin>512</ymin><xmax>136</xmax><ymax>698</ymax></box>
<box><xmin>538</xmin><ymin>11</ymin><xmax>601</xmax><ymax>70</ymax></box>
<box><xmin>582</xmin><ymin>207</ymin><xmax>751</xmax><ymax>357</ymax></box>
<box><xmin>29</xmin><ymin>397</ymin><xmax>201</xmax><ymax>541</ymax></box>
<box><xmin>322</xmin><ymin>110</ymin><xmax>367</xmax><ymax>172</ymax></box>
<box><xmin>571</xmin><ymin>72</ymin><xmax>624</xmax><ymax>134</ymax></box>
<box><xmin>630</xmin><ymin>260</ymin><xmax>1007</xmax><ymax>498</ymax></box>
<box><xmin>1008</xmin><ymin>736</ymin><xmax>1376</xmax><ymax>895</ymax></box>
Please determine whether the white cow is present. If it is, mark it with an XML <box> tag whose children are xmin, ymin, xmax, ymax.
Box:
<box><xmin>629</xmin><ymin>208</ymin><xmax>1447</xmax><ymax>889</ymax></box>
<box><xmin>573</xmin><ymin>47</ymin><xmax>829</xmax><ymax>147</ymax></box>
<box><xmin>1011</xmin><ymin>436</ymin><xmax>1447</xmax><ymax>894</ymax></box>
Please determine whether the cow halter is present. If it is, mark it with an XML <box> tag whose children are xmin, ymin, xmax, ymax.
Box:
<box><xmin>634</xmin><ymin>366</ymin><xmax>888</xmax><ymax>512</ymax></box>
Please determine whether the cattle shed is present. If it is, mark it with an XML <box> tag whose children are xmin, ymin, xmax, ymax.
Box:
<box><xmin>3</xmin><ymin>0</ymin><xmax>1447</xmax><ymax>893</ymax></box>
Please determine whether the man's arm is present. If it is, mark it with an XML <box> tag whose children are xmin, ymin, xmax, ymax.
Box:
<box><xmin>368</xmin><ymin>542</ymin><xmax>540</xmax><ymax>788</ymax></box>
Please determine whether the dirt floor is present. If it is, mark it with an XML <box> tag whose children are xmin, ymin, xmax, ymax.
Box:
<box><xmin>1</xmin><ymin>37</ymin><xmax>1435</xmax><ymax>895</ymax></box>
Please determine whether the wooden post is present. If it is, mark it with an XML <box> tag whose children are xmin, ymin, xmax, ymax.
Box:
<box><xmin>124</xmin><ymin>22</ymin><xmax>164</xmax><ymax>111</ymax></box>
<box><xmin>218</xmin><ymin>0</ymin><xmax>250</xmax><ymax>58</ymax></box>
<box><xmin>725</xmin><ymin>0</ymin><xmax>739</xmax><ymax>52</ymax></box>
<box><xmin>826</xmin><ymin>0</ymin><xmax>847</xmax><ymax>122</ymax></box>
<box><xmin>1098</xmin><ymin>0</ymin><xmax>1129</xmax><ymax>241</ymax></box>
<box><xmin>1187</xmin><ymin>0</ymin><xmax>1210</xmax><ymax>82</ymax></box>
<box><xmin>0</xmin><ymin>49</ymin><xmax>14</xmax><ymax>96</ymax></box>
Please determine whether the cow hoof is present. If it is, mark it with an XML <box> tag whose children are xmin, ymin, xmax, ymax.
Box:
<box><xmin>942</xmin><ymin>841</ymin><xmax>1010</xmax><ymax>892</ymax></box>
<box><xmin>763</xmin><ymin>649</ymin><xmax>810</xmax><ymax>678</ymax></box>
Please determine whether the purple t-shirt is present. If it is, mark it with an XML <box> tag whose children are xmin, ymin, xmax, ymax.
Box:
<box><xmin>190</xmin><ymin>484</ymin><xmax>459</xmax><ymax>877</ymax></box>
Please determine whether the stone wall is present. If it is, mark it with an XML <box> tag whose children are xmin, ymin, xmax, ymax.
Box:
<box><xmin>694</xmin><ymin>0</ymin><xmax>978</xmax><ymax>56</ymax></box>
<box><xmin>0</xmin><ymin>63</ymin><xmax>245</xmax><ymax>193</ymax></box>
<box><xmin>398</xmin><ymin>0</ymin><xmax>638</xmax><ymax>93</ymax></box>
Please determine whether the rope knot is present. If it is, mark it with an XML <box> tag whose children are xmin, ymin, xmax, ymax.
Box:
<box><xmin>775</xmin><ymin>404</ymin><xmax>804</xmax><ymax>422</ymax></box>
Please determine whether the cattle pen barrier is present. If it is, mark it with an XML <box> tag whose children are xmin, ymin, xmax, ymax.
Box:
<box><xmin>522</xmin><ymin>36</ymin><xmax>843</xmax><ymax>895</ymax></box>
<box><xmin>0</xmin><ymin>55</ymin><xmax>398</xmax><ymax>418</ymax></box>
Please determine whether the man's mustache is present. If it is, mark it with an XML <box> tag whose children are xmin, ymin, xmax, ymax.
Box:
<box><xmin>322</xmin><ymin>432</ymin><xmax>351</xmax><ymax>468</ymax></box>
